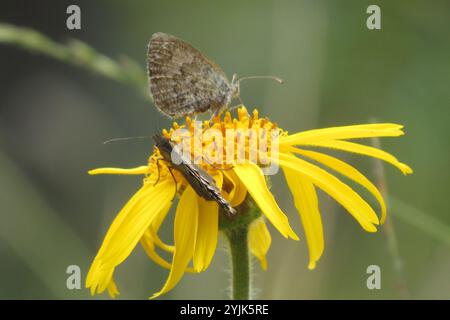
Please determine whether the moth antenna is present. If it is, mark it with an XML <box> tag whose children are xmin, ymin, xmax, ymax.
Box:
<box><xmin>237</xmin><ymin>75</ymin><xmax>284</xmax><ymax>84</ymax></box>
<box><xmin>103</xmin><ymin>136</ymin><xmax>150</xmax><ymax>144</ymax></box>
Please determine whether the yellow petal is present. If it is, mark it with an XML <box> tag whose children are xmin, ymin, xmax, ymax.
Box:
<box><xmin>148</xmin><ymin>227</ymin><xmax>175</xmax><ymax>253</ymax></box>
<box><xmin>95</xmin><ymin>268</ymin><xmax>114</xmax><ymax>295</ymax></box>
<box><xmin>282</xmin><ymin>166</ymin><xmax>324</xmax><ymax>269</ymax></box>
<box><xmin>211</xmin><ymin>171</ymin><xmax>224</xmax><ymax>189</ymax></box>
<box><xmin>232</xmin><ymin>163</ymin><xmax>299</xmax><ymax>240</ymax></box>
<box><xmin>280</xmin><ymin>123</ymin><xmax>405</xmax><ymax>145</ymax></box>
<box><xmin>86</xmin><ymin>179</ymin><xmax>173</xmax><ymax>295</ymax></box>
<box><xmin>151</xmin><ymin>186</ymin><xmax>199</xmax><ymax>299</ymax></box>
<box><xmin>141</xmin><ymin>198</ymin><xmax>196</xmax><ymax>272</ymax></box>
<box><xmin>88</xmin><ymin>166</ymin><xmax>149</xmax><ymax>175</ymax></box>
<box><xmin>140</xmin><ymin>229</ymin><xmax>196</xmax><ymax>273</ymax></box>
<box><xmin>86</xmin><ymin>260</ymin><xmax>101</xmax><ymax>295</ymax></box>
<box><xmin>107</xmin><ymin>279</ymin><xmax>119</xmax><ymax>298</ymax></box>
<box><xmin>193</xmin><ymin>198</ymin><xmax>219</xmax><ymax>272</ymax></box>
<box><xmin>248</xmin><ymin>218</ymin><xmax>272</xmax><ymax>270</ymax></box>
<box><xmin>287</xmin><ymin>146</ymin><xmax>387</xmax><ymax>224</ymax></box>
<box><xmin>101</xmin><ymin>180</ymin><xmax>174</xmax><ymax>267</ymax></box>
<box><xmin>141</xmin><ymin>230</ymin><xmax>173</xmax><ymax>268</ymax></box>
<box><xmin>295</xmin><ymin>140</ymin><xmax>413</xmax><ymax>175</ymax></box>
<box><xmin>223</xmin><ymin>169</ymin><xmax>247</xmax><ymax>207</ymax></box>
<box><xmin>144</xmin><ymin>199</ymin><xmax>175</xmax><ymax>253</ymax></box>
<box><xmin>276</xmin><ymin>153</ymin><xmax>379</xmax><ymax>232</ymax></box>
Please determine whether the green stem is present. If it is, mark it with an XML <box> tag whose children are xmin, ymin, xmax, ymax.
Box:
<box><xmin>0</xmin><ymin>23</ymin><xmax>149</xmax><ymax>100</ymax></box>
<box><xmin>225</xmin><ymin>226</ymin><xmax>250</xmax><ymax>300</ymax></box>
<box><xmin>220</xmin><ymin>194</ymin><xmax>261</xmax><ymax>300</ymax></box>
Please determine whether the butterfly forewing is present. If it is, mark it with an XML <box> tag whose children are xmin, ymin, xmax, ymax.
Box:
<box><xmin>148</xmin><ymin>32</ymin><xmax>234</xmax><ymax>118</ymax></box>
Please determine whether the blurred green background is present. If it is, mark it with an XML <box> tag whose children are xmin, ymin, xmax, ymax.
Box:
<box><xmin>0</xmin><ymin>0</ymin><xmax>449</xmax><ymax>299</ymax></box>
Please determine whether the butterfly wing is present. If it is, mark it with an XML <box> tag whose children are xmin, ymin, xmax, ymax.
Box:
<box><xmin>148</xmin><ymin>32</ymin><xmax>234</xmax><ymax>118</ymax></box>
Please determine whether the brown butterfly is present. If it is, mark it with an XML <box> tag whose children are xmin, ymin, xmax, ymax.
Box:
<box><xmin>153</xmin><ymin>134</ymin><xmax>236</xmax><ymax>216</ymax></box>
<box><xmin>147</xmin><ymin>32</ymin><xmax>282</xmax><ymax>119</ymax></box>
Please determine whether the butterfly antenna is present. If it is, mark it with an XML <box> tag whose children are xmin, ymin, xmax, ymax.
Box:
<box><xmin>103</xmin><ymin>136</ymin><xmax>150</xmax><ymax>144</ymax></box>
<box><xmin>237</xmin><ymin>75</ymin><xmax>284</xmax><ymax>84</ymax></box>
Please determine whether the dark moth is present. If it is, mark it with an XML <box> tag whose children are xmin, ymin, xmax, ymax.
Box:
<box><xmin>153</xmin><ymin>134</ymin><xmax>236</xmax><ymax>216</ymax></box>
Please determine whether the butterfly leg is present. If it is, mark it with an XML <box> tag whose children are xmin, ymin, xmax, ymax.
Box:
<box><xmin>227</xmin><ymin>103</ymin><xmax>249</xmax><ymax>117</ymax></box>
<box><xmin>210</xmin><ymin>105</ymin><xmax>228</xmax><ymax>120</ymax></box>
<box><xmin>209</xmin><ymin>111</ymin><xmax>218</xmax><ymax>121</ymax></box>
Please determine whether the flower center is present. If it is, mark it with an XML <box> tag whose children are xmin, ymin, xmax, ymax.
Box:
<box><xmin>150</xmin><ymin>106</ymin><xmax>286</xmax><ymax>173</ymax></box>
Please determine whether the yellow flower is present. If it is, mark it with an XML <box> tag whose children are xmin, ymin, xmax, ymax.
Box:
<box><xmin>86</xmin><ymin>106</ymin><xmax>412</xmax><ymax>298</ymax></box>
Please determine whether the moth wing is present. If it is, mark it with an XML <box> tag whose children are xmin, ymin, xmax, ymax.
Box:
<box><xmin>183</xmin><ymin>162</ymin><xmax>236</xmax><ymax>215</ymax></box>
<box><xmin>182</xmin><ymin>161</ymin><xmax>218</xmax><ymax>196</ymax></box>
<box><xmin>148</xmin><ymin>32</ymin><xmax>233</xmax><ymax>118</ymax></box>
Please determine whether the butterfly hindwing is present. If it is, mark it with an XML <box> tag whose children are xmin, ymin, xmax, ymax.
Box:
<box><xmin>148</xmin><ymin>32</ymin><xmax>234</xmax><ymax>118</ymax></box>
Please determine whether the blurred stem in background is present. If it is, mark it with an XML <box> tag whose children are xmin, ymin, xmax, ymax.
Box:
<box><xmin>371</xmin><ymin>135</ymin><xmax>410</xmax><ymax>299</ymax></box>
<box><xmin>372</xmin><ymin>134</ymin><xmax>450</xmax><ymax>298</ymax></box>
<box><xmin>389</xmin><ymin>197</ymin><xmax>450</xmax><ymax>247</ymax></box>
<box><xmin>0</xmin><ymin>23</ymin><xmax>150</xmax><ymax>100</ymax></box>
<box><xmin>0</xmin><ymin>145</ymin><xmax>92</xmax><ymax>298</ymax></box>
